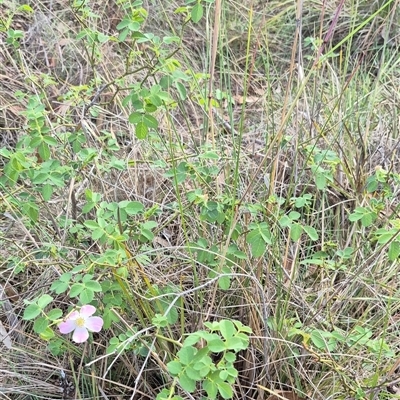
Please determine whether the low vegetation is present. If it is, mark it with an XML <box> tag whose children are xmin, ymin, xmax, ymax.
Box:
<box><xmin>1</xmin><ymin>0</ymin><xmax>400</xmax><ymax>399</ymax></box>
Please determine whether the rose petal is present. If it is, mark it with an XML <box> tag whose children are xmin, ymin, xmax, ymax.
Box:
<box><xmin>72</xmin><ymin>327</ymin><xmax>89</xmax><ymax>343</ymax></box>
<box><xmin>85</xmin><ymin>316</ymin><xmax>103</xmax><ymax>333</ymax></box>
<box><xmin>68</xmin><ymin>311</ymin><xmax>79</xmax><ymax>321</ymax></box>
<box><xmin>59</xmin><ymin>319</ymin><xmax>77</xmax><ymax>334</ymax></box>
<box><xmin>80</xmin><ymin>305</ymin><xmax>96</xmax><ymax>318</ymax></box>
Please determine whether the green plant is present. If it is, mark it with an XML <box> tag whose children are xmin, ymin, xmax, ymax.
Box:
<box><xmin>161</xmin><ymin>320</ymin><xmax>252</xmax><ymax>400</ymax></box>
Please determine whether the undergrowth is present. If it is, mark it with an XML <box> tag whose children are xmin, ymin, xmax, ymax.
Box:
<box><xmin>1</xmin><ymin>0</ymin><xmax>400</xmax><ymax>399</ymax></box>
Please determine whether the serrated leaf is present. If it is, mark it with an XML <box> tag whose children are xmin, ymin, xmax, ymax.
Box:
<box><xmin>179</xmin><ymin>374</ymin><xmax>196</xmax><ymax>392</ymax></box>
<box><xmin>225</xmin><ymin>336</ymin><xmax>247</xmax><ymax>351</ymax></box>
<box><xmin>248</xmin><ymin>236</ymin><xmax>265</xmax><ymax>258</ymax></box>
<box><xmin>220</xmin><ymin>320</ymin><xmax>235</xmax><ymax>340</ymax></box>
<box><xmin>142</xmin><ymin>114</ymin><xmax>158</xmax><ymax>129</ymax></box>
<box><xmin>315</xmin><ymin>173</ymin><xmax>326</xmax><ymax>190</ymax></box>
<box><xmin>177</xmin><ymin>346</ymin><xmax>197</xmax><ymax>365</ymax></box>
<box><xmin>208</xmin><ymin>338</ymin><xmax>225</xmax><ymax>352</ymax></box>
<box><xmin>37</xmin><ymin>294</ymin><xmax>53</xmax><ymax>309</ymax></box>
<box><xmin>38</xmin><ymin>142</ymin><xmax>50</xmax><ymax>161</ymax></box>
<box><xmin>186</xmin><ymin>366</ymin><xmax>200</xmax><ymax>380</ymax></box>
<box><xmin>290</xmin><ymin>223</ymin><xmax>303</xmax><ymax>241</ymax></box>
<box><xmin>84</xmin><ymin>280</ymin><xmax>102</xmax><ymax>292</ymax></box>
<box><xmin>69</xmin><ymin>283</ymin><xmax>84</xmax><ymax>298</ymax></box>
<box><xmin>123</xmin><ymin>201</ymin><xmax>144</xmax><ymax>214</ymax></box>
<box><xmin>23</xmin><ymin>203</ymin><xmax>39</xmax><ymax>223</ymax></box>
<box><xmin>128</xmin><ymin>111</ymin><xmax>142</xmax><ymax>124</ymax></box>
<box><xmin>219</xmin><ymin>370</ymin><xmax>229</xmax><ymax>380</ymax></box>
<box><xmin>82</xmin><ymin>202</ymin><xmax>95</xmax><ymax>213</ymax></box>
<box><xmin>79</xmin><ymin>288</ymin><xmax>94</xmax><ymax>304</ymax></box>
<box><xmin>51</xmin><ymin>281</ymin><xmax>69</xmax><ymax>294</ymax></box>
<box><xmin>191</xmin><ymin>3</ymin><xmax>203</xmax><ymax>23</ymax></box>
<box><xmin>175</xmin><ymin>81</ymin><xmax>187</xmax><ymax>100</ymax></box>
<box><xmin>303</xmin><ymin>225</ymin><xmax>319</xmax><ymax>241</ymax></box>
<box><xmin>361</xmin><ymin>212</ymin><xmax>376</xmax><ymax>227</ymax></box>
<box><xmin>135</xmin><ymin>121</ymin><xmax>148</xmax><ymax>139</ymax></box>
<box><xmin>218</xmin><ymin>275</ymin><xmax>231</xmax><ymax>290</ymax></box>
<box><xmin>42</xmin><ymin>135</ymin><xmax>57</xmax><ymax>146</ymax></box>
<box><xmin>217</xmin><ymin>381</ymin><xmax>233</xmax><ymax>399</ymax></box>
<box><xmin>33</xmin><ymin>317</ymin><xmax>49</xmax><ymax>334</ymax></box>
<box><xmin>92</xmin><ymin>228</ymin><xmax>105</xmax><ymax>240</ymax></box>
<box><xmin>23</xmin><ymin>304</ymin><xmax>41</xmax><ymax>320</ymax></box>
<box><xmin>84</xmin><ymin>220</ymin><xmax>100</xmax><ymax>230</ymax></box>
<box><xmin>42</xmin><ymin>183</ymin><xmax>53</xmax><ymax>201</ymax></box>
<box><xmin>203</xmin><ymin>380</ymin><xmax>218</xmax><ymax>399</ymax></box>
<box><xmin>167</xmin><ymin>360</ymin><xmax>182</xmax><ymax>375</ymax></box>
<box><xmin>47</xmin><ymin>308</ymin><xmax>63</xmax><ymax>321</ymax></box>
<box><xmin>224</xmin><ymin>352</ymin><xmax>236</xmax><ymax>363</ymax></box>
<box><xmin>389</xmin><ymin>241</ymin><xmax>400</xmax><ymax>261</ymax></box>
<box><xmin>310</xmin><ymin>330</ymin><xmax>327</xmax><ymax>349</ymax></box>
<box><xmin>40</xmin><ymin>327</ymin><xmax>55</xmax><ymax>341</ymax></box>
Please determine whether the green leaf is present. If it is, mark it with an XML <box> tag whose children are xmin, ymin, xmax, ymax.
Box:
<box><xmin>217</xmin><ymin>381</ymin><xmax>233</xmax><ymax>399</ymax></box>
<box><xmin>51</xmin><ymin>280</ymin><xmax>69</xmax><ymax>294</ymax></box>
<box><xmin>142</xmin><ymin>114</ymin><xmax>158</xmax><ymax>129</ymax></box>
<box><xmin>42</xmin><ymin>183</ymin><xmax>53</xmax><ymax>201</ymax></box>
<box><xmin>310</xmin><ymin>330</ymin><xmax>328</xmax><ymax>349</ymax></box>
<box><xmin>92</xmin><ymin>228</ymin><xmax>105</xmax><ymax>241</ymax></box>
<box><xmin>175</xmin><ymin>81</ymin><xmax>187</xmax><ymax>100</ymax></box>
<box><xmin>224</xmin><ymin>352</ymin><xmax>236</xmax><ymax>363</ymax></box>
<box><xmin>84</xmin><ymin>280</ymin><xmax>102</xmax><ymax>292</ymax></box>
<box><xmin>177</xmin><ymin>346</ymin><xmax>197</xmax><ymax>365</ymax></box>
<box><xmin>179</xmin><ymin>374</ymin><xmax>196</xmax><ymax>392</ymax></box>
<box><xmin>140</xmin><ymin>228</ymin><xmax>154</xmax><ymax>241</ymax></box>
<box><xmin>129</xmin><ymin>111</ymin><xmax>143</xmax><ymax>124</ymax></box>
<box><xmin>315</xmin><ymin>173</ymin><xmax>327</xmax><ymax>190</ymax></box>
<box><xmin>23</xmin><ymin>202</ymin><xmax>39</xmax><ymax>223</ymax></box>
<box><xmin>122</xmin><ymin>201</ymin><xmax>144</xmax><ymax>215</ymax></box>
<box><xmin>152</xmin><ymin>314</ymin><xmax>169</xmax><ymax>327</ymax></box>
<box><xmin>33</xmin><ymin>317</ymin><xmax>49</xmax><ymax>334</ymax></box>
<box><xmin>279</xmin><ymin>215</ymin><xmax>291</xmax><ymax>228</ymax></box>
<box><xmin>184</xmin><ymin>332</ymin><xmax>203</xmax><ymax>346</ymax></box>
<box><xmin>144</xmin><ymin>103</ymin><xmax>157</xmax><ymax>112</ymax></box>
<box><xmin>208</xmin><ymin>338</ymin><xmax>225</xmax><ymax>352</ymax></box>
<box><xmin>42</xmin><ymin>135</ymin><xmax>57</xmax><ymax>145</ymax></box>
<box><xmin>69</xmin><ymin>283</ymin><xmax>84</xmax><ymax>298</ymax></box>
<box><xmin>40</xmin><ymin>327</ymin><xmax>55</xmax><ymax>341</ymax></box>
<box><xmin>135</xmin><ymin>121</ymin><xmax>148</xmax><ymax>139</ymax></box>
<box><xmin>290</xmin><ymin>223</ymin><xmax>303</xmax><ymax>241</ymax></box>
<box><xmin>361</xmin><ymin>212</ymin><xmax>376</xmax><ymax>227</ymax></box>
<box><xmin>167</xmin><ymin>360</ymin><xmax>182</xmax><ymax>375</ymax></box>
<box><xmin>246</xmin><ymin>230</ymin><xmax>266</xmax><ymax>258</ymax></box>
<box><xmin>23</xmin><ymin>304</ymin><xmax>41</xmax><ymax>320</ymax></box>
<box><xmin>219</xmin><ymin>370</ymin><xmax>229</xmax><ymax>380</ymax></box>
<box><xmin>375</xmin><ymin>228</ymin><xmax>396</xmax><ymax>244</ymax></box>
<box><xmin>303</xmin><ymin>225</ymin><xmax>319</xmax><ymax>241</ymax></box>
<box><xmin>38</xmin><ymin>142</ymin><xmax>50</xmax><ymax>161</ymax></box>
<box><xmin>191</xmin><ymin>3</ymin><xmax>204</xmax><ymax>23</ymax></box>
<box><xmin>79</xmin><ymin>288</ymin><xmax>94</xmax><ymax>304</ymax></box>
<box><xmin>84</xmin><ymin>220</ymin><xmax>100</xmax><ymax>230</ymax></box>
<box><xmin>186</xmin><ymin>366</ymin><xmax>201</xmax><ymax>380</ymax></box>
<box><xmin>389</xmin><ymin>241</ymin><xmax>400</xmax><ymax>261</ymax></box>
<box><xmin>47</xmin><ymin>308</ymin><xmax>63</xmax><ymax>321</ymax></box>
<box><xmin>225</xmin><ymin>336</ymin><xmax>247</xmax><ymax>351</ymax></box>
<box><xmin>103</xmin><ymin>308</ymin><xmax>120</xmax><ymax>329</ymax></box>
<box><xmin>220</xmin><ymin>320</ymin><xmax>235</xmax><ymax>340</ymax></box>
<box><xmin>233</xmin><ymin>320</ymin><xmax>252</xmax><ymax>333</ymax></box>
<box><xmin>82</xmin><ymin>202</ymin><xmax>96</xmax><ymax>213</ymax></box>
<box><xmin>203</xmin><ymin>379</ymin><xmax>218</xmax><ymax>399</ymax></box>
<box><xmin>37</xmin><ymin>294</ymin><xmax>53</xmax><ymax>309</ymax></box>
<box><xmin>218</xmin><ymin>275</ymin><xmax>231</xmax><ymax>290</ymax></box>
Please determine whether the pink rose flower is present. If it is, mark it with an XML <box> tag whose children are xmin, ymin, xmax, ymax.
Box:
<box><xmin>59</xmin><ymin>305</ymin><xmax>103</xmax><ymax>343</ymax></box>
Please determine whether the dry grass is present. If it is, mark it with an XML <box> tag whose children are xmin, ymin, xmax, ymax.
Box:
<box><xmin>1</xmin><ymin>0</ymin><xmax>400</xmax><ymax>399</ymax></box>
